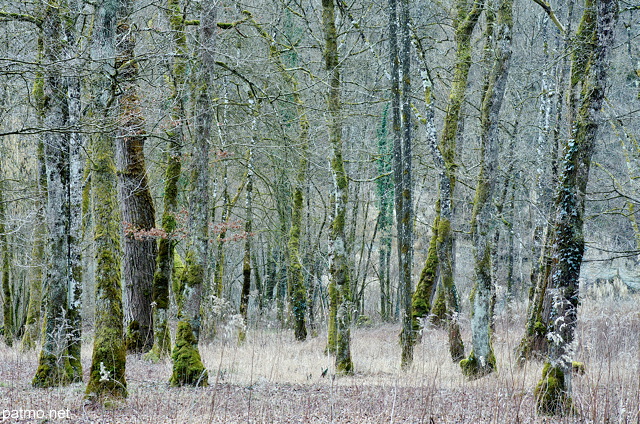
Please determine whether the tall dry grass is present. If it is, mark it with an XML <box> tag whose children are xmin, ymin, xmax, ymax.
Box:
<box><xmin>0</xmin><ymin>293</ymin><xmax>637</xmax><ymax>423</ymax></box>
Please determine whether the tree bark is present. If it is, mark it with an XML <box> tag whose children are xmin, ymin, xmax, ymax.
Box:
<box><xmin>114</xmin><ymin>0</ymin><xmax>157</xmax><ymax>354</ymax></box>
<box><xmin>396</xmin><ymin>0</ymin><xmax>415</xmax><ymax>369</ymax></box>
<box><xmin>85</xmin><ymin>0</ymin><xmax>127</xmax><ymax>401</ymax></box>
<box><xmin>323</xmin><ymin>0</ymin><xmax>353</xmax><ymax>374</ymax></box>
<box><xmin>33</xmin><ymin>0</ymin><xmax>83</xmax><ymax>387</ymax></box>
<box><xmin>535</xmin><ymin>0</ymin><xmax>618</xmax><ymax>414</ymax></box>
<box><xmin>461</xmin><ymin>0</ymin><xmax>513</xmax><ymax>379</ymax></box>
<box><xmin>170</xmin><ymin>0</ymin><xmax>216</xmax><ymax>387</ymax></box>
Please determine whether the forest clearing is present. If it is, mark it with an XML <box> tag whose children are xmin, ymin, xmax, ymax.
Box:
<box><xmin>1</xmin><ymin>294</ymin><xmax>638</xmax><ymax>423</ymax></box>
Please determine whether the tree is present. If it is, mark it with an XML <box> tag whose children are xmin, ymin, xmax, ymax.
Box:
<box><xmin>432</xmin><ymin>0</ymin><xmax>484</xmax><ymax>363</ymax></box>
<box><xmin>115</xmin><ymin>0</ymin><xmax>157</xmax><ymax>354</ymax></box>
<box><xmin>323</xmin><ymin>0</ymin><xmax>353</xmax><ymax>374</ymax></box>
<box><xmin>85</xmin><ymin>0</ymin><xmax>127</xmax><ymax>400</ymax></box>
<box><xmin>169</xmin><ymin>0</ymin><xmax>215</xmax><ymax>387</ymax></box>
<box><xmin>392</xmin><ymin>0</ymin><xmax>415</xmax><ymax>369</ymax></box>
<box><xmin>239</xmin><ymin>142</ymin><xmax>254</xmax><ymax>343</ymax></box>
<box><xmin>0</xmin><ymin>175</ymin><xmax>12</xmax><ymax>347</ymax></box>
<box><xmin>32</xmin><ymin>0</ymin><xmax>83</xmax><ymax>387</ymax></box>
<box><xmin>146</xmin><ymin>0</ymin><xmax>187</xmax><ymax>361</ymax></box>
<box><xmin>534</xmin><ymin>0</ymin><xmax>618</xmax><ymax>414</ymax></box>
<box><xmin>460</xmin><ymin>0</ymin><xmax>514</xmax><ymax>379</ymax></box>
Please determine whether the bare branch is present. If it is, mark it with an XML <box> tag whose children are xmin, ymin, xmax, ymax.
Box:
<box><xmin>531</xmin><ymin>0</ymin><xmax>566</xmax><ymax>34</ymax></box>
<box><xmin>0</xmin><ymin>10</ymin><xmax>41</xmax><ymax>26</ymax></box>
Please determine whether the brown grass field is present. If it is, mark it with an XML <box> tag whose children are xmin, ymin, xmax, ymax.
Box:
<box><xmin>0</xmin><ymin>295</ymin><xmax>638</xmax><ymax>423</ymax></box>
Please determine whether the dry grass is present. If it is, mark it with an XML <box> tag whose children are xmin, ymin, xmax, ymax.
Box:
<box><xmin>0</xmin><ymin>295</ymin><xmax>638</xmax><ymax>423</ymax></box>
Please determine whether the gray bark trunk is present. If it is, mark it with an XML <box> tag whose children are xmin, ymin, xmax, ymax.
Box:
<box><xmin>535</xmin><ymin>0</ymin><xmax>618</xmax><ymax>414</ymax></box>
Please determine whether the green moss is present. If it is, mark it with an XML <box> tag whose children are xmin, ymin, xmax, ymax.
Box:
<box><xmin>437</xmin><ymin>218</ymin><xmax>451</xmax><ymax>243</ymax></box>
<box><xmin>32</xmin><ymin>71</ymin><xmax>47</xmax><ymax>116</ymax></box>
<box><xmin>125</xmin><ymin>320</ymin><xmax>141</xmax><ymax>352</ymax></box>
<box><xmin>533</xmin><ymin>320</ymin><xmax>547</xmax><ymax>336</ymax></box>
<box><xmin>535</xmin><ymin>363</ymin><xmax>572</xmax><ymax>415</ymax></box>
<box><xmin>288</xmin><ymin>184</ymin><xmax>307</xmax><ymax>342</ymax></box>
<box><xmin>170</xmin><ymin>321</ymin><xmax>208</xmax><ymax>387</ymax></box>
<box><xmin>430</xmin><ymin>284</ymin><xmax>447</xmax><ymax>327</ymax></box>
<box><xmin>172</xmin><ymin>252</ymin><xmax>185</xmax><ymax>307</ymax></box>
<box><xmin>412</xmin><ymin>221</ymin><xmax>439</xmax><ymax>332</ymax></box>
<box><xmin>85</xmin><ymin>323</ymin><xmax>127</xmax><ymax>399</ymax></box>
<box><xmin>460</xmin><ymin>349</ymin><xmax>496</xmax><ymax>379</ymax></box>
<box><xmin>326</xmin><ymin>281</ymin><xmax>338</xmax><ymax>354</ymax></box>
<box><xmin>32</xmin><ymin>352</ymin><xmax>73</xmax><ymax>388</ymax></box>
<box><xmin>572</xmin><ymin>361</ymin><xmax>585</xmax><ymax>375</ymax></box>
<box><xmin>182</xmin><ymin>250</ymin><xmax>203</xmax><ymax>288</ymax></box>
<box><xmin>355</xmin><ymin>315</ymin><xmax>372</xmax><ymax>327</ymax></box>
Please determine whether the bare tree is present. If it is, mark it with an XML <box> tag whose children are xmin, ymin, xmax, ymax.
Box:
<box><xmin>169</xmin><ymin>0</ymin><xmax>216</xmax><ymax>387</ymax></box>
<box><xmin>534</xmin><ymin>0</ymin><xmax>618</xmax><ymax>414</ymax></box>
<box><xmin>323</xmin><ymin>0</ymin><xmax>353</xmax><ymax>374</ymax></box>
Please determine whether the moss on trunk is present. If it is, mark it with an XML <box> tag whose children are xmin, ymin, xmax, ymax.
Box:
<box><xmin>86</xmin><ymin>131</ymin><xmax>127</xmax><ymax>400</ymax></box>
<box><xmin>411</xmin><ymin>213</ymin><xmax>439</xmax><ymax>333</ymax></box>
<box><xmin>170</xmin><ymin>321</ymin><xmax>208</xmax><ymax>387</ymax></box>
<box><xmin>535</xmin><ymin>363</ymin><xmax>572</xmax><ymax>415</ymax></box>
<box><xmin>460</xmin><ymin>348</ymin><xmax>496</xmax><ymax>379</ymax></box>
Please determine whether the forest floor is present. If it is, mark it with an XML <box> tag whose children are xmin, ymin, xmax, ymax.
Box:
<box><xmin>0</xmin><ymin>296</ymin><xmax>638</xmax><ymax>423</ymax></box>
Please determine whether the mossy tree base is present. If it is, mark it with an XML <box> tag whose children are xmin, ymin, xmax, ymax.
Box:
<box><xmin>460</xmin><ymin>350</ymin><xmax>496</xmax><ymax>379</ymax></box>
<box><xmin>535</xmin><ymin>363</ymin><xmax>573</xmax><ymax>416</ymax></box>
<box><xmin>170</xmin><ymin>321</ymin><xmax>208</xmax><ymax>387</ymax></box>
<box><xmin>32</xmin><ymin>352</ymin><xmax>76</xmax><ymax>388</ymax></box>
<box><xmin>85</xmin><ymin>327</ymin><xmax>128</xmax><ymax>400</ymax></box>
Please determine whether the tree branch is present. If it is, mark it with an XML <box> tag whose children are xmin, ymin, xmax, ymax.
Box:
<box><xmin>531</xmin><ymin>0</ymin><xmax>566</xmax><ymax>34</ymax></box>
<box><xmin>0</xmin><ymin>10</ymin><xmax>42</xmax><ymax>26</ymax></box>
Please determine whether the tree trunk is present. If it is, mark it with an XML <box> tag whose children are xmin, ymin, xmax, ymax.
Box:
<box><xmin>461</xmin><ymin>0</ymin><xmax>513</xmax><ymax>379</ymax></box>
<box><xmin>394</xmin><ymin>0</ymin><xmax>415</xmax><ymax>369</ymax></box>
<box><xmin>0</xmin><ymin>177</ymin><xmax>12</xmax><ymax>347</ymax></box>
<box><xmin>411</xmin><ymin>211</ymin><xmax>438</xmax><ymax>334</ymax></box>
<box><xmin>85</xmin><ymin>0</ymin><xmax>127</xmax><ymax>401</ymax></box>
<box><xmin>170</xmin><ymin>0</ymin><xmax>216</xmax><ymax>387</ymax></box>
<box><xmin>535</xmin><ymin>0</ymin><xmax>618</xmax><ymax>414</ymax></box>
<box><xmin>323</xmin><ymin>0</ymin><xmax>353</xmax><ymax>374</ymax></box>
<box><xmin>33</xmin><ymin>0</ymin><xmax>83</xmax><ymax>387</ymax></box>
<box><xmin>239</xmin><ymin>140</ymin><xmax>254</xmax><ymax>343</ymax></box>
<box><xmin>114</xmin><ymin>0</ymin><xmax>157</xmax><ymax>354</ymax></box>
